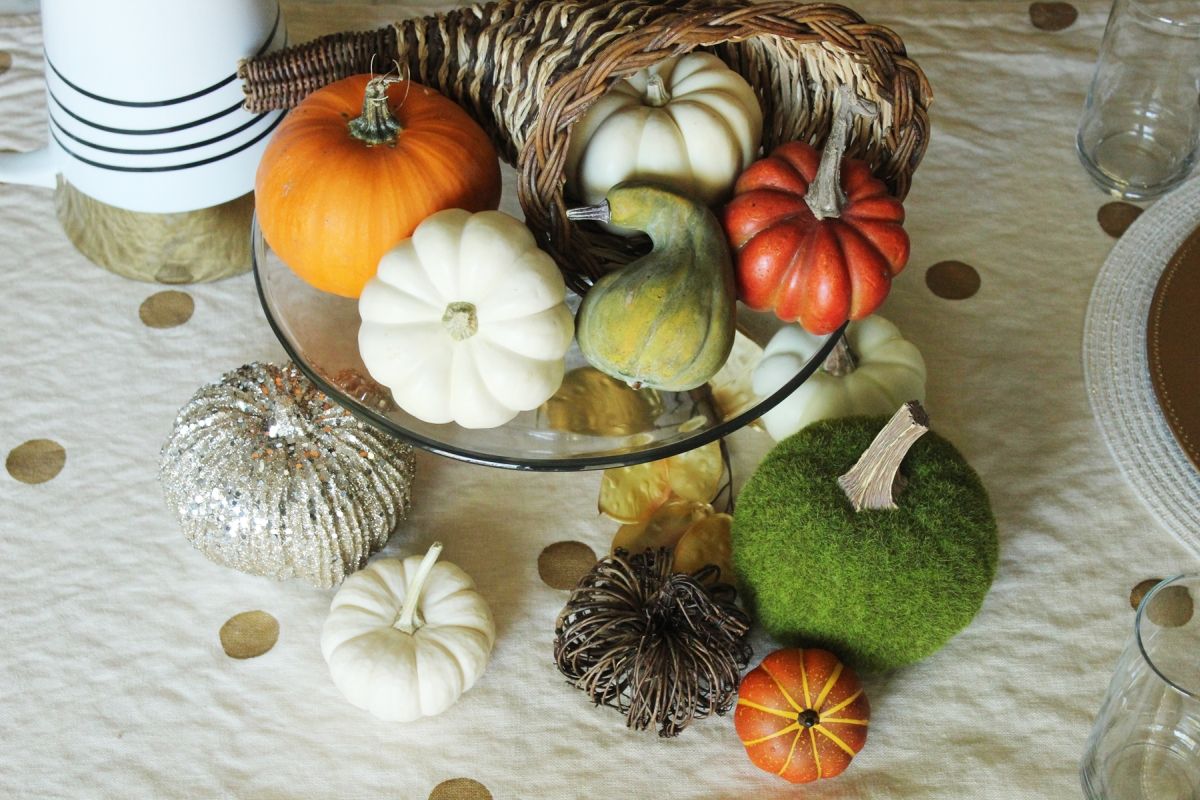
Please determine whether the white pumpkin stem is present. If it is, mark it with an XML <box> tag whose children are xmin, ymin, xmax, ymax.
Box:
<box><xmin>644</xmin><ymin>74</ymin><xmax>671</xmax><ymax>107</ymax></box>
<box><xmin>395</xmin><ymin>542</ymin><xmax>444</xmax><ymax>634</ymax></box>
<box><xmin>837</xmin><ymin>401</ymin><xmax>929</xmax><ymax>512</ymax></box>
<box><xmin>349</xmin><ymin>74</ymin><xmax>404</xmax><ymax>146</ymax></box>
<box><xmin>822</xmin><ymin>333</ymin><xmax>856</xmax><ymax>377</ymax></box>
<box><xmin>442</xmin><ymin>302</ymin><xmax>479</xmax><ymax>341</ymax></box>
<box><xmin>804</xmin><ymin>85</ymin><xmax>879</xmax><ymax>221</ymax></box>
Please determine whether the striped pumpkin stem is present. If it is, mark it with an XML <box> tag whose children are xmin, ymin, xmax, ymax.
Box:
<box><xmin>837</xmin><ymin>401</ymin><xmax>929</xmax><ymax>512</ymax></box>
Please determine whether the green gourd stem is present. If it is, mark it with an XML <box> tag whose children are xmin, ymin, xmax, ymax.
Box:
<box><xmin>644</xmin><ymin>74</ymin><xmax>671</xmax><ymax>107</ymax></box>
<box><xmin>565</xmin><ymin>201</ymin><xmax>611</xmax><ymax>223</ymax></box>
<box><xmin>837</xmin><ymin>401</ymin><xmax>929</xmax><ymax>511</ymax></box>
<box><xmin>805</xmin><ymin>84</ymin><xmax>880</xmax><ymax>221</ymax></box>
<box><xmin>348</xmin><ymin>75</ymin><xmax>403</xmax><ymax>146</ymax></box>
<box><xmin>395</xmin><ymin>541</ymin><xmax>443</xmax><ymax>634</ymax></box>
<box><xmin>822</xmin><ymin>334</ymin><xmax>856</xmax><ymax>377</ymax></box>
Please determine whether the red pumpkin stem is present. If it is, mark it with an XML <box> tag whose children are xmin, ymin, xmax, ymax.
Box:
<box><xmin>805</xmin><ymin>85</ymin><xmax>880</xmax><ymax>221</ymax></box>
<box><xmin>349</xmin><ymin>74</ymin><xmax>404</xmax><ymax>146</ymax></box>
<box><xmin>837</xmin><ymin>401</ymin><xmax>928</xmax><ymax>512</ymax></box>
<box><xmin>821</xmin><ymin>334</ymin><xmax>856</xmax><ymax>377</ymax></box>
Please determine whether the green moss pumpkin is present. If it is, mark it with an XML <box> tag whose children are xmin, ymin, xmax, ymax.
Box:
<box><xmin>732</xmin><ymin>408</ymin><xmax>998</xmax><ymax>671</ymax></box>
<box><xmin>571</xmin><ymin>181</ymin><xmax>736</xmax><ymax>391</ymax></box>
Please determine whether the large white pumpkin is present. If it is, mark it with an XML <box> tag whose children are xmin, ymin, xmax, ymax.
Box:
<box><xmin>565</xmin><ymin>52</ymin><xmax>763</xmax><ymax>207</ymax></box>
<box><xmin>321</xmin><ymin>543</ymin><xmax>496</xmax><ymax>722</ymax></box>
<box><xmin>753</xmin><ymin>315</ymin><xmax>927</xmax><ymax>441</ymax></box>
<box><xmin>358</xmin><ymin>209</ymin><xmax>575</xmax><ymax>429</ymax></box>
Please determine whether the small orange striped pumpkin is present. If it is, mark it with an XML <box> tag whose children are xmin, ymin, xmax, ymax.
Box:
<box><xmin>734</xmin><ymin>648</ymin><xmax>870</xmax><ymax>783</ymax></box>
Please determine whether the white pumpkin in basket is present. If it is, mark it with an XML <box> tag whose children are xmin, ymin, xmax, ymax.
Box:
<box><xmin>358</xmin><ymin>209</ymin><xmax>575</xmax><ymax>429</ymax></box>
<box><xmin>565</xmin><ymin>52</ymin><xmax>763</xmax><ymax>207</ymax></box>
<box><xmin>321</xmin><ymin>543</ymin><xmax>496</xmax><ymax>722</ymax></box>
<box><xmin>754</xmin><ymin>315</ymin><xmax>927</xmax><ymax>441</ymax></box>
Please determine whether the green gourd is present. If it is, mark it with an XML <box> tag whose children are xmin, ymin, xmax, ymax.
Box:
<box><xmin>567</xmin><ymin>181</ymin><xmax>736</xmax><ymax>391</ymax></box>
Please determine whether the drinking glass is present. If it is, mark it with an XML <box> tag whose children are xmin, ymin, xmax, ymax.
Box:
<box><xmin>1081</xmin><ymin>574</ymin><xmax>1200</xmax><ymax>799</ymax></box>
<box><xmin>1077</xmin><ymin>0</ymin><xmax>1200</xmax><ymax>200</ymax></box>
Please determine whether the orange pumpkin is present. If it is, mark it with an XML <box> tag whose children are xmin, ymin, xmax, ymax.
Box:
<box><xmin>735</xmin><ymin>648</ymin><xmax>869</xmax><ymax>783</ymax></box>
<box><xmin>255</xmin><ymin>74</ymin><xmax>501</xmax><ymax>298</ymax></box>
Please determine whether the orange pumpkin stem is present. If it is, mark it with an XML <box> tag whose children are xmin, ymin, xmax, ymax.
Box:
<box><xmin>821</xmin><ymin>334</ymin><xmax>856</xmax><ymax>377</ymax></box>
<box><xmin>804</xmin><ymin>85</ymin><xmax>879</xmax><ymax>221</ymax></box>
<box><xmin>348</xmin><ymin>74</ymin><xmax>404</xmax><ymax>146</ymax></box>
<box><xmin>837</xmin><ymin>401</ymin><xmax>928</xmax><ymax>512</ymax></box>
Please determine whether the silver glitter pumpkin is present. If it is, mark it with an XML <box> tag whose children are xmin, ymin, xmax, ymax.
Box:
<box><xmin>160</xmin><ymin>362</ymin><xmax>415</xmax><ymax>588</ymax></box>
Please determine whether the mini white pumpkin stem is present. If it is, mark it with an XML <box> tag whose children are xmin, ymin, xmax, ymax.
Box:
<box><xmin>837</xmin><ymin>401</ymin><xmax>929</xmax><ymax>512</ymax></box>
<box><xmin>644</xmin><ymin>74</ymin><xmax>671</xmax><ymax>107</ymax></box>
<box><xmin>442</xmin><ymin>301</ymin><xmax>479</xmax><ymax>341</ymax></box>
<box><xmin>821</xmin><ymin>333</ymin><xmax>856</xmax><ymax>377</ymax></box>
<box><xmin>804</xmin><ymin>84</ymin><xmax>879</xmax><ymax>221</ymax></box>
<box><xmin>395</xmin><ymin>541</ymin><xmax>444</xmax><ymax>634</ymax></box>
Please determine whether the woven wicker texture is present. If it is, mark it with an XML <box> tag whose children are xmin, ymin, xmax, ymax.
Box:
<box><xmin>239</xmin><ymin>0</ymin><xmax>932</xmax><ymax>293</ymax></box>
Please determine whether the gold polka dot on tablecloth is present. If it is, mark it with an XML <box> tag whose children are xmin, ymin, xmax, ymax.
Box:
<box><xmin>1098</xmin><ymin>202</ymin><xmax>1143</xmax><ymax>238</ymax></box>
<box><xmin>429</xmin><ymin>778</ymin><xmax>492</xmax><ymax>800</ymax></box>
<box><xmin>219</xmin><ymin>611</ymin><xmax>279</xmax><ymax>659</ymax></box>
<box><xmin>1130</xmin><ymin>578</ymin><xmax>1194</xmax><ymax>628</ymax></box>
<box><xmin>0</xmin><ymin>52</ymin><xmax>12</xmax><ymax>75</ymax></box>
<box><xmin>1130</xmin><ymin>578</ymin><xmax>1162</xmax><ymax>611</ymax></box>
<box><xmin>139</xmin><ymin>290</ymin><xmax>194</xmax><ymax>328</ymax></box>
<box><xmin>1029</xmin><ymin>2</ymin><xmax>1077</xmax><ymax>30</ymax></box>
<box><xmin>538</xmin><ymin>541</ymin><xmax>598</xmax><ymax>590</ymax></box>
<box><xmin>926</xmin><ymin>261</ymin><xmax>981</xmax><ymax>300</ymax></box>
<box><xmin>6</xmin><ymin>439</ymin><xmax>66</xmax><ymax>484</ymax></box>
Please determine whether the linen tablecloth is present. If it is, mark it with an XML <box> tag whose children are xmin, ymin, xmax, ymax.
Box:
<box><xmin>2</xmin><ymin>2</ymin><xmax>1197</xmax><ymax>798</ymax></box>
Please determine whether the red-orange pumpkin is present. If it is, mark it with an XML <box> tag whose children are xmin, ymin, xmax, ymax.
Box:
<box><xmin>722</xmin><ymin>141</ymin><xmax>909</xmax><ymax>335</ymax></box>
<box><xmin>735</xmin><ymin>648</ymin><xmax>870</xmax><ymax>783</ymax></box>
<box><xmin>255</xmin><ymin>74</ymin><xmax>501</xmax><ymax>298</ymax></box>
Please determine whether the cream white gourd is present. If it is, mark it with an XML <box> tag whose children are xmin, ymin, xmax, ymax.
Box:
<box><xmin>321</xmin><ymin>543</ymin><xmax>495</xmax><ymax>722</ymax></box>
<box><xmin>753</xmin><ymin>315</ymin><xmax>927</xmax><ymax>441</ymax></box>
<box><xmin>565</xmin><ymin>52</ymin><xmax>763</xmax><ymax>207</ymax></box>
<box><xmin>358</xmin><ymin>209</ymin><xmax>574</xmax><ymax>429</ymax></box>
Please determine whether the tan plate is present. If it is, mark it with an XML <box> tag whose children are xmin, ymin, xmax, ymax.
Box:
<box><xmin>1148</xmin><ymin>223</ymin><xmax>1200</xmax><ymax>471</ymax></box>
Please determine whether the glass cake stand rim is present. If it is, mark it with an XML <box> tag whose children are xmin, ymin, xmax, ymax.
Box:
<box><xmin>252</xmin><ymin>218</ymin><xmax>844</xmax><ymax>471</ymax></box>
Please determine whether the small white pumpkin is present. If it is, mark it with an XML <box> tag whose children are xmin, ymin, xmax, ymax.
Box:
<box><xmin>753</xmin><ymin>315</ymin><xmax>927</xmax><ymax>441</ymax></box>
<box><xmin>321</xmin><ymin>543</ymin><xmax>496</xmax><ymax>722</ymax></box>
<box><xmin>565</xmin><ymin>52</ymin><xmax>763</xmax><ymax>207</ymax></box>
<box><xmin>358</xmin><ymin>209</ymin><xmax>575</xmax><ymax>429</ymax></box>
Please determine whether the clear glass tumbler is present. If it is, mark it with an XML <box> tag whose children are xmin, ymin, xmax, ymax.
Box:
<box><xmin>1077</xmin><ymin>0</ymin><xmax>1200</xmax><ymax>200</ymax></box>
<box><xmin>1081</xmin><ymin>574</ymin><xmax>1200</xmax><ymax>799</ymax></box>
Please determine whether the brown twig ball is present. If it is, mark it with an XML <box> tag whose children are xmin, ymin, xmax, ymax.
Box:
<box><xmin>553</xmin><ymin>548</ymin><xmax>751</xmax><ymax>737</ymax></box>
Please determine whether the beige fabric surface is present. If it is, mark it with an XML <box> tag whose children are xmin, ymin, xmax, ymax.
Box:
<box><xmin>2</xmin><ymin>2</ymin><xmax>1198</xmax><ymax>798</ymax></box>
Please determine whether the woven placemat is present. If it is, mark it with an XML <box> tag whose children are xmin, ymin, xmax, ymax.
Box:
<box><xmin>1148</xmin><ymin>223</ymin><xmax>1200</xmax><ymax>471</ymax></box>
<box><xmin>1083</xmin><ymin>177</ymin><xmax>1200</xmax><ymax>556</ymax></box>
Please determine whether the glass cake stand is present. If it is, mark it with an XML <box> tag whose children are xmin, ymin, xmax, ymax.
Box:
<box><xmin>253</xmin><ymin>219</ymin><xmax>843</xmax><ymax>470</ymax></box>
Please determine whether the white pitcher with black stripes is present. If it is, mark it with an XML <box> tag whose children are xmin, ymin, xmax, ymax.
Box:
<box><xmin>0</xmin><ymin>0</ymin><xmax>285</xmax><ymax>214</ymax></box>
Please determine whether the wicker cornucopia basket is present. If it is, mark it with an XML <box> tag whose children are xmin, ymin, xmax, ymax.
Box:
<box><xmin>239</xmin><ymin>0</ymin><xmax>931</xmax><ymax>295</ymax></box>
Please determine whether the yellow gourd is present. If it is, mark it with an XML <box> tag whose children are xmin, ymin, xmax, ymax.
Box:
<box><xmin>569</xmin><ymin>182</ymin><xmax>736</xmax><ymax>391</ymax></box>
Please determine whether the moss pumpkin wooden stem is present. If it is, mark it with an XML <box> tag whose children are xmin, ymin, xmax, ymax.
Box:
<box><xmin>837</xmin><ymin>401</ymin><xmax>929</xmax><ymax>511</ymax></box>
